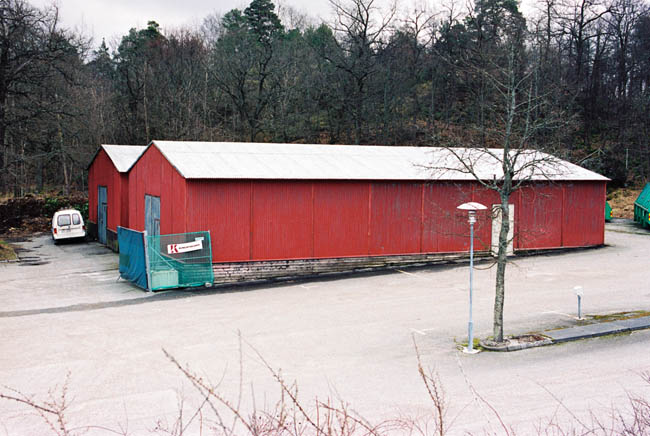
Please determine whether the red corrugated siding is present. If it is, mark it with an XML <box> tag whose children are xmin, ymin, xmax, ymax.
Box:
<box><xmin>470</xmin><ymin>184</ymin><xmax>500</xmax><ymax>251</ymax></box>
<box><xmin>161</xmin><ymin>152</ymin><xmax>174</xmax><ymax>234</ymax></box>
<box><xmin>127</xmin><ymin>161</ymin><xmax>137</xmax><ymax>229</ymax></box>
<box><xmin>186</xmin><ymin>180</ymin><xmax>251</xmax><ymax>262</ymax></box>
<box><xmin>112</xmin><ymin>171</ymin><xmax>122</xmax><ymax>231</ymax></box>
<box><xmin>516</xmin><ymin>183</ymin><xmax>563</xmax><ymax>249</ymax></box>
<box><xmin>172</xmin><ymin>169</ymin><xmax>187</xmax><ymax>234</ymax></box>
<box><xmin>424</xmin><ymin>182</ymin><xmax>474</xmax><ymax>252</ymax></box>
<box><xmin>128</xmin><ymin>145</ymin><xmax>187</xmax><ymax>233</ymax></box>
<box><xmin>251</xmin><ymin>181</ymin><xmax>313</xmax><ymax>260</ymax></box>
<box><xmin>369</xmin><ymin>182</ymin><xmax>422</xmax><ymax>255</ymax></box>
<box><xmin>88</xmin><ymin>159</ymin><xmax>97</xmax><ymax>223</ymax></box>
<box><xmin>129</xmin><ymin>149</ymin><xmax>147</xmax><ymax>231</ymax></box>
<box><xmin>119</xmin><ymin>173</ymin><xmax>129</xmax><ymax>229</ymax></box>
<box><xmin>124</xmin><ymin>146</ymin><xmax>606</xmax><ymax>263</ymax></box>
<box><xmin>562</xmin><ymin>181</ymin><xmax>606</xmax><ymax>247</ymax></box>
<box><xmin>87</xmin><ymin>149</ymin><xmax>123</xmax><ymax>231</ymax></box>
<box><xmin>313</xmin><ymin>181</ymin><xmax>369</xmax><ymax>257</ymax></box>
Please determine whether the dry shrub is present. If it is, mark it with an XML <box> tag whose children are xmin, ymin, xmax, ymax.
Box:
<box><xmin>1</xmin><ymin>346</ymin><xmax>650</xmax><ymax>435</ymax></box>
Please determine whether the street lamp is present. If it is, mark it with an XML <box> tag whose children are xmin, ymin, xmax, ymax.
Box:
<box><xmin>457</xmin><ymin>201</ymin><xmax>487</xmax><ymax>354</ymax></box>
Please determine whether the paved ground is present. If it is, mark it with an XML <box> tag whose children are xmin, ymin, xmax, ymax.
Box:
<box><xmin>1</xmin><ymin>222</ymin><xmax>649</xmax><ymax>435</ymax></box>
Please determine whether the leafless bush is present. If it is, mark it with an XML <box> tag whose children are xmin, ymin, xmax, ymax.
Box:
<box><xmin>1</xmin><ymin>350</ymin><xmax>650</xmax><ymax>436</ymax></box>
<box><xmin>0</xmin><ymin>372</ymin><xmax>127</xmax><ymax>436</ymax></box>
<box><xmin>0</xmin><ymin>372</ymin><xmax>74</xmax><ymax>436</ymax></box>
<box><xmin>161</xmin><ymin>341</ymin><xmax>393</xmax><ymax>436</ymax></box>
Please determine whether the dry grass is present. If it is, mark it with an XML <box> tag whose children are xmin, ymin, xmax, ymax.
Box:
<box><xmin>0</xmin><ymin>239</ymin><xmax>17</xmax><ymax>261</ymax></box>
<box><xmin>607</xmin><ymin>187</ymin><xmax>643</xmax><ymax>219</ymax></box>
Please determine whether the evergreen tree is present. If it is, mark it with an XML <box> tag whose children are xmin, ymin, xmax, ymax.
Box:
<box><xmin>244</xmin><ymin>0</ymin><xmax>283</xmax><ymax>43</ymax></box>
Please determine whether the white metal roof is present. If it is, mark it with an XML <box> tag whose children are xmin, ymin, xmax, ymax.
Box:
<box><xmin>101</xmin><ymin>144</ymin><xmax>147</xmax><ymax>173</ymax></box>
<box><xmin>150</xmin><ymin>140</ymin><xmax>608</xmax><ymax>182</ymax></box>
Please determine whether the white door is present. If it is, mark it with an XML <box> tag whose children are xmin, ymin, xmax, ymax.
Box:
<box><xmin>491</xmin><ymin>204</ymin><xmax>514</xmax><ymax>256</ymax></box>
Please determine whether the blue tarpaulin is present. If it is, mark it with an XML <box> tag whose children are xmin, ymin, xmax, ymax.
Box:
<box><xmin>117</xmin><ymin>226</ymin><xmax>148</xmax><ymax>290</ymax></box>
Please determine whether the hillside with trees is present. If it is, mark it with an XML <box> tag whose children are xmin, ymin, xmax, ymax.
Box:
<box><xmin>0</xmin><ymin>0</ymin><xmax>648</xmax><ymax>197</ymax></box>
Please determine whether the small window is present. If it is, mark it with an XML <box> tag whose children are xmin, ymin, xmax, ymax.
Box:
<box><xmin>72</xmin><ymin>214</ymin><xmax>81</xmax><ymax>225</ymax></box>
<box><xmin>57</xmin><ymin>214</ymin><xmax>71</xmax><ymax>226</ymax></box>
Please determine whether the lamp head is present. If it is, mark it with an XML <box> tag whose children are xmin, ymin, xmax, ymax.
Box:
<box><xmin>457</xmin><ymin>202</ymin><xmax>486</xmax><ymax>224</ymax></box>
<box><xmin>457</xmin><ymin>202</ymin><xmax>487</xmax><ymax>211</ymax></box>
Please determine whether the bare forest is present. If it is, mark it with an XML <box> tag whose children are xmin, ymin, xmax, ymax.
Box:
<box><xmin>0</xmin><ymin>0</ymin><xmax>648</xmax><ymax>196</ymax></box>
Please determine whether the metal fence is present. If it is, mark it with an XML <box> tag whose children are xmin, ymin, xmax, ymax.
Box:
<box><xmin>144</xmin><ymin>231</ymin><xmax>214</xmax><ymax>291</ymax></box>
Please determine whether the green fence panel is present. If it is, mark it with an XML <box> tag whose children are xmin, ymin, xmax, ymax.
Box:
<box><xmin>634</xmin><ymin>183</ymin><xmax>650</xmax><ymax>229</ymax></box>
<box><xmin>145</xmin><ymin>231</ymin><xmax>214</xmax><ymax>291</ymax></box>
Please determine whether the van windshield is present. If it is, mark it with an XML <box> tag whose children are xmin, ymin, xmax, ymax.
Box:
<box><xmin>57</xmin><ymin>214</ymin><xmax>71</xmax><ymax>226</ymax></box>
<box><xmin>72</xmin><ymin>214</ymin><xmax>81</xmax><ymax>225</ymax></box>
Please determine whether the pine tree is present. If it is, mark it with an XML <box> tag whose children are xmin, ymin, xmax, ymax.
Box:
<box><xmin>244</xmin><ymin>0</ymin><xmax>283</xmax><ymax>44</ymax></box>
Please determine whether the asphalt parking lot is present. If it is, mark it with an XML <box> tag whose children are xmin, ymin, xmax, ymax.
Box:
<box><xmin>1</xmin><ymin>221</ymin><xmax>649</xmax><ymax>435</ymax></box>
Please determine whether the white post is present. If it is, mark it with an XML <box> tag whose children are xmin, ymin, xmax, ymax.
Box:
<box><xmin>574</xmin><ymin>286</ymin><xmax>584</xmax><ymax>320</ymax></box>
<box><xmin>143</xmin><ymin>230</ymin><xmax>152</xmax><ymax>292</ymax></box>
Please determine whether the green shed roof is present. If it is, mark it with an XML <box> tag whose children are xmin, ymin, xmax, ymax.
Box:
<box><xmin>635</xmin><ymin>183</ymin><xmax>650</xmax><ymax>211</ymax></box>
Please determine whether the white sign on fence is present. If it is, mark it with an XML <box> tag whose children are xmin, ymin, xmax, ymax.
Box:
<box><xmin>167</xmin><ymin>240</ymin><xmax>203</xmax><ymax>254</ymax></box>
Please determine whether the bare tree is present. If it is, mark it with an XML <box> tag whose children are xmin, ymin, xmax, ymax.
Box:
<box><xmin>0</xmin><ymin>0</ymin><xmax>82</xmax><ymax>194</ymax></box>
<box><xmin>430</xmin><ymin>0</ymin><xmax>570</xmax><ymax>343</ymax></box>
<box><xmin>207</xmin><ymin>1</ymin><xmax>285</xmax><ymax>142</ymax></box>
<box><xmin>324</xmin><ymin>0</ymin><xmax>396</xmax><ymax>144</ymax></box>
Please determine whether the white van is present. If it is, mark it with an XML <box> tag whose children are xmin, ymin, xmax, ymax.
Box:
<box><xmin>52</xmin><ymin>209</ymin><xmax>86</xmax><ymax>243</ymax></box>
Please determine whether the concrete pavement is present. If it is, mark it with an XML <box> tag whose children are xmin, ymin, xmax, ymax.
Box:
<box><xmin>546</xmin><ymin>315</ymin><xmax>650</xmax><ymax>343</ymax></box>
<box><xmin>0</xmin><ymin>220</ymin><xmax>649</xmax><ymax>435</ymax></box>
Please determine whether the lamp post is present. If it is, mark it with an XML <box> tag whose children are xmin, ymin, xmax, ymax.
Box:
<box><xmin>457</xmin><ymin>202</ymin><xmax>487</xmax><ymax>354</ymax></box>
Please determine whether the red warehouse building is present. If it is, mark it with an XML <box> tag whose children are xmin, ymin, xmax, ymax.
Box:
<box><xmin>88</xmin><ymin>144</ymin><xmax>146</xmax><ymax>250</ymax></box>
<box><xmin>124</xmin><ymin>141</ymin><xmax>608</xmax><ymax>283</ymax></box>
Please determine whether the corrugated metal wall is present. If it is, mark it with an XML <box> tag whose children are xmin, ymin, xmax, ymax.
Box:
<box><xmin>126</xmin><ymin>152</ymin><xmax>606</xmax><ymax>263</ymax></box>
<box><xmin>128</xmin><ymin>146</ymin><xmax>187</xmax><ymax>234</ymax></box>
<box><xmin>120</xmin><ymin>173</ymin><xmax>130</xmax><ymax>230</ymax></box>
<box><xmin>562</xmin><ymin>182</ymin><xmax>606</xmax><ymax>247</ymax></box>
<box><xmin>515</xmin><ymin>182</ymin><xmax>606</xmax><ymax>249</ymax></box>
<box><xmin>423</xmin><ymin>182</ymin><xmax>496</xmax><ymax>253</ymax></box>
<box><xmin>186</xmin><ymin>180</ymin><xmax>251</xmax><ymax>262</ymax></box>
<box><xmin>516</xmin><ymin>183</ymin><xmax>564</xmax><ymax>249</ymax></box>
<box><xmin>314</xmin><ymin>182</ymin><xmax>369</xmax><ymax>257</ymax></box>
<box><xmin>369</xmin><ymin>182</ymin><xmax>421</xmax><ymax>255</ymax></box>
<box><xmin>87</xmin><ymin>149</ymin><xmax>124</xmax><ymax>232</ymax></box>
<box><xmin>252</xmin><ymin>181</ymin><xmax>314</xmax><ymax>260</ymax></box>
<box><xmin>182</xmin><ymin>179</ymin><xmax>602</xmax><ymax>263</ymax></box>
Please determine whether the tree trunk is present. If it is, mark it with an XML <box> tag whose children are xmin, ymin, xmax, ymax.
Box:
<box><xmin>493</xmin><ymin>197</ymin><xmax>510</xmax><ymax>342</ymax></box>
<box><xmin>354</xmin><ymin>78</ymin><xmax>364</xmax><ymax>145</ymax></box>
<box><xmin>143</xmin><ymin>62</ymin><xmax>150</xmax><ymax>143</ymax></box>
<box><xmin>58</xmin><ymin>117</ymin><xmax>69</xmax><ymax>195</ymax></box>
<box><xmin>0</xmin><ymin>131</ymin><xmax>6</xmax><ymax>194</ymax></box>
<box><xmin>11</xmin><ymin>140</ymin><xmax>18</xmax><ymax>197</ymax></box>
<box><xmin>0</xmin><ymin>96</ymin><xmax>7</xmax><ymax>194</ymax></box>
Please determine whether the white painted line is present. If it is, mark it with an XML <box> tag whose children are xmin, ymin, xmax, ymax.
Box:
<box><xmin>410</xmin><ymin>328</ymin><xmax>427</xmax><ymax>336</ymax></box>
<box><xmin>396</xmin><ymin>269</ymin><xmax>419</xmax><ymax>277</ymax></box>
<box><xmin>97</xmin><ymin>277</ymin><xmax>118</xmax><ymax>282</ymax></box>
<box><xmin>541</xmin><ymin>310</ymin><xmax>575</xmax><ymax>319</ymax></box>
